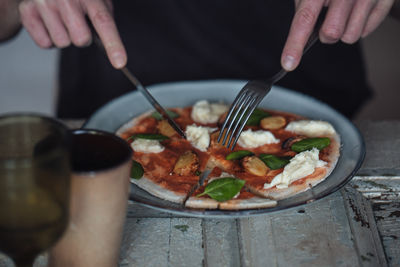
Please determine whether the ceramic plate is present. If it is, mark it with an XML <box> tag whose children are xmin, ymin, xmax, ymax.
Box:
<box><xmin>84</xmin><ymin>80</ymin><xmax>365</xmax><ymax>218</ymax></box>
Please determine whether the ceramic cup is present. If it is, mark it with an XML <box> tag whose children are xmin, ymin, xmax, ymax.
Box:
<box><xmin>49</xmin><ymin>129</ymin><xmax>132</xmax><ymax>267</ymax></box>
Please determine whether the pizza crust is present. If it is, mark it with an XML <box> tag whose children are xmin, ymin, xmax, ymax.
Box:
<box><xmin>116</xmin><ymin>110</ymin><xmax>153</xmax><ymax>136</ymax></box>
<box><xmin>219</xmin><ymin>197</ymin><xmax>277</xmax><ymax>210</ymax></box>
<box><xmin>131</xmin><ymin>177</ymin><xmax>187</xmax><ymax>204</ymax></box>
<box><xmin>185</xmin><ymin>196</ymin><xmax>277</xmax><ymax>210</ymax></box>
<box><xmin>185</xmin><ymin>197</ymin><xmax>219</xmax><ymax>209</ymax></box>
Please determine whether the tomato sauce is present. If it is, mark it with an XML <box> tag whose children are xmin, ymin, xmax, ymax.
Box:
<box><xmin>120</xmin><ymin>106</ymin><xmax>337</xmax><ymax>196</ymax></box>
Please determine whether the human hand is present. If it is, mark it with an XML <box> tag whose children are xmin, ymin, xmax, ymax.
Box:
<box><xmin>19</xmin><ymin>0</ymin><xmax>127</xmax><ymax>69</ymax></box>
<box><xmin>281</xmin><ymin>0</ymin><xmax>395</xmax><ymax>71</ymax></box>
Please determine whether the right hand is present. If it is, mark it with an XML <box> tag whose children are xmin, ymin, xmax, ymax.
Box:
<box><xmin>19</xmin><ymin>0</ymin><xmax>127</xmax><ymax>69</ymax></box>
<box><xmin>281</xmin><ymin>0</ymin><xmax>395</xmax><ymax>72</ymax></box>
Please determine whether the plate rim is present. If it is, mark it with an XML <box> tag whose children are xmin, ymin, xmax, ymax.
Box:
<box><xmin>84</xmin><ymin>79</ymin><xmax>365</xmax><ymax>218</ymax></box>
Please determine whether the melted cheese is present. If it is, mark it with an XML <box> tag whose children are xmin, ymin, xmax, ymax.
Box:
<box><xmin>185</xmin><ymin>124</ymin><xmax>216</xmax><ymax>152</ymax></box>
<box><xmin>264</xmin><ymin>148</ymin><xmax>326</xmax><ymax>189</ymax></box>
<box><xmin>285</xmin><ymin>120</ymin><xmax>336</xmax><ymax>137</ymax></box>
<box><xmin>191</xmin><ymin>100</ymin><xmax>228</xmax><ymax>124</ymax></box>
<box><xmin>131</xmin><ymin>139</ymin><xmax>164</xmax><ymax>153</ymax></box>
<box><xmin>237</xmin><ymin>129</ymin><xmax>279</xmax><ymax>148</ymax></box>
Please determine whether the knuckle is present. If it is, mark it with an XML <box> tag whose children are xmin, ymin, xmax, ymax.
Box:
<box><xmin>341</xmin><ymin>34</ymin><xmax>357</xmax><ymax>44</ymax></box>
<box><xmin>38</xmin><ymin>40</ymin><xmax>53</xmax><ymax>48</ymax></box>
<box><xmin>92</xmin><ymin>10</ymin><xmax>113</xmax><ymax>26</ymax></box>
<box><xmin>321</xmin><ymin>25</ymin><xmax>342</xmax><ymax>42</ymax></box>
<box><xmin>341</xmin><ymin>29</ymin><xmax>360</xmax><ymax>44</ymax></box>
<box><xmin>296</xmin><ymin>6</ymin><xmax>318</xmax><ymax>27</ymax></box>
<box><xmin>73</xmin><ymin>34</ymin><xmax>92</xmax><ymax>47</ymax></box>
<box><xmin>53</xmin><ymin>35</ymin><xmax>71</xmax><ymax>48</ymax></box>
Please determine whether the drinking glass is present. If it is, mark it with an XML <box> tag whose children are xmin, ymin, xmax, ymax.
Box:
<box><xmin>49</xmin><ymin>129</ymin><xmax>132</xmax><ymax>267</ymax></box>
<box><xmin>0</xmin><ymin>114</ymin><xmax>71</xmax><ymax>267</ymax></box>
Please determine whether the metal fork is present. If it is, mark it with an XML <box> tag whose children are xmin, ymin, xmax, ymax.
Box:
<box><xmin>218</xmin><ymin>28</ymin><xmax>320</xmax><ymax>150</ymax></box>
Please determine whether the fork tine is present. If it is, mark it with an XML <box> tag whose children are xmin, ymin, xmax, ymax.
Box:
<box><xmin>226</xmin><ymin>94</ymin><xmax>258</xmax><ymax>148</ymax></box>
<box><xmin>229</xmin><ymin>95</ymin><xmax>264</xmax><ymax>150</ymax></box>
<box><xmin>218</xmin><ymin>88</ymin><xmax>249</xmax><ymax>143</ymax></box>
<box><xmin>221</xmin><ymin>91</ymin><xmax>254</xmax><ymax>146</ymax></box>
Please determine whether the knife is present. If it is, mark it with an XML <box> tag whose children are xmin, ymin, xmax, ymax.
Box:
<box><xmin>89</xmin><ymin>27</ymin><xmax>186</xmax><ymax>138</ymax></box>
<box><xmin>119</xmin><ymin>67</ymin><xmax>186</xmax><ymax>138</ymax></box>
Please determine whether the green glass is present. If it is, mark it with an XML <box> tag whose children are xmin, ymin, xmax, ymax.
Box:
<box><xmin>0</xmin><ymin>114</ymin><xmax>71</xmax><ymax>267</ymax></box>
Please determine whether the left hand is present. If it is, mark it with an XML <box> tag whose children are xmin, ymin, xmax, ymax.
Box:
<box><xmin>281</xmin><ymin>0</ymin><xmax>395</xmax><ymax>71</ymax></box>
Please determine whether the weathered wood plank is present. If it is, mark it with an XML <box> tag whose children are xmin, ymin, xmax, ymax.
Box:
<box><xmin>238</xmin><ymin>191</ymin><xmax>363</xmax><ymax>267</ymax></box>
<box><xmin>371</xmin><ymin>201</ymin><xmax>400</xmax><ymax>267</ymax></box>
<box><xmin>237</xmin><ymin>214</ymin><xmax>276</xmax><ymax>267</ymax></box>
<box><xmin>355</xmin><ymin>121</ymin><xmax>400</xmax><ymax>176</ymax></box>
<box><xmin>119</xmin><ymin>218</ymin><xmax>170</xmax><ymax>267</ymax></box>
<box><xmin>349</xmin><ymin>176</ymin><xmax>400</xmax><ymax>202</ymax></box>
<box><xmin>49</xmin><ymin>120</ymin><xmax>398</xmax><ymax>266</ymax></box>
<box><xmin>341</xmin><ymin>187</ymin><xmax>388</xmax><ymax>267</ymax></box>
<box><xmin>203</xmin><ymin>219</ymin><xmax>240</xmax><ymax>267</ymax></box>
<box><xmin>168</xmin><ymin>218</ymin><xmax>204</xmax><ymax>267</ymax></box>
<box><xmin>349</xmin><ymin>175</ymin><xmax>400</xmax><ymax>266</ymax></box>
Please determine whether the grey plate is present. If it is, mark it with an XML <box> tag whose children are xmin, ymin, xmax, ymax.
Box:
<box><xmin>84</xmin><ymin>80</ymin><xmax>365</xmax><ymax>218</ymax></box>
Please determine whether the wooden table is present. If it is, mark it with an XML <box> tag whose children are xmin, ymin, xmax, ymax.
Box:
<box><xmin>1</xmin><ymin>120</ymin><xmax>399</xmax><ymax>267</ymax></box>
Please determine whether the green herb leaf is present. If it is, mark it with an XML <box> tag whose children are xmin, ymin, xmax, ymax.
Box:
<box><xmin>151</xmin><ymin>110</ymin><xmax>180</xmax><ymax>120</ymax></box>
<box><xmin>246</xmin><ymin>109</ymin><xmax>270</xmax><ymax>126</ymax></box>
<box><xmin>128</xmin><ymin>133</ymin><xmax>169</xmax><ymax>141</ymax></box>
<box><xmin>195</xmin><ymin>170</ymin><xmax>201</xmax><ymax>176</ymax></box>
<box><xmin>131</xmin><ymin>160</ymin><xmax>144</xmax><ymax>179</ymax></box>
<box><xmin>291</xmin><ymin>137</ymin><xmax>331</xmax><ymax>153</ymax></box>
<box><xmin>226</xmin><ymin>150</ymin><xmax>254</xmax><ymax>160</ymax></box>
<box><xmin>259</xmin><ymin>154</ymin><xmax>291</xmax><ymax>170</ymax></box>
<box><xmin>197</xmin><ymin>177</ymin><xmax>245</xmax><ymax>202</ymax></box>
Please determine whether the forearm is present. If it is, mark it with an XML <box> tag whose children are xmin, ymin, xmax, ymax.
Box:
<box><xmin>0</xmin><ymin>0</ymin><xmax>22</xmax><ymax>42</ymax></box>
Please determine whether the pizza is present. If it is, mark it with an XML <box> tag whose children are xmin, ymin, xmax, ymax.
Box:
<box><xmin>117</xmin><ymin>100</ymin><xmax>341</xmax><ymax>210</ymax></box>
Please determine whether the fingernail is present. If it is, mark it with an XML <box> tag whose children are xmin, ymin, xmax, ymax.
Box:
<box><xmin>112</xmin><ymin>53</ymin><xmax>126</xmax><ymax>69</ymax></box>
<box><xmin>283</xmin><ymin>55</ymin><xmax>296</xmax><ymax>71</ymax></box>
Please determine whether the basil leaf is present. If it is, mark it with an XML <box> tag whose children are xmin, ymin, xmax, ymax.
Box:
<box><xmin>259</xmin><ymin>154</ymin><xmax>291</xmax><ymax>170</ymax></box>
<box><xmin>131</xmin><ymin>160</ymin><xmax>144</xmax><ymax>179</ymax></box>
<box><xmin>197</xmin><ymin>177</ymin><xmax>245</xmax><ymax>202</ymax></box>
<box><xmin>128</xmin><ymin>133</ymin><xmax>169</xmax><ymax>141</ymax></box>
<box><xmin>151</xmin><ymin>110</ymin><xmax>179</xmax><ymax>120</ymax></box>
<box><xmin>291</xmin><ymin>137</ymin><xmax>331</xmax><ymax>152</ymax></box>
<box><xmin>226</xmin><ymin>150</ymin><xmax>254</xmax><ymax>160</ymax></box>
<box><xmin>246</xmin><ymin>109</ymin><xmax>270</xmax><ymax>126</ymax></box>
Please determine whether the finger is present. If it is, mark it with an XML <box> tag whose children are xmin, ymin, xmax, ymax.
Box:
<box><xmin>56</xmin><ymin>0</ymin><xmax>92</xmax><ymax>47</ymax></box>
<box><xmin>319</xmin><ymin>0</ymin><xmax>355</xmax><ymax>44</ymax></box>
<box><xmin>362</xmin><ymin>0</ymin><xmax>394</xmax><ymax>37</ymax></box>
<box><xmin>341</xmin><ymin>0</ymin><xmax>376</xmax><ymax>44</ymax></box>
<box><xmin>19</xmin><ymin>0</ymin><xmax>52</xmax><ymax>48</ymax></box>
<box><xmin>84</xmin><ymin>0</ymin><xmax>127</xmax><ymax>69</ymax></box>
<box><xmin>281</xmin><ymin>0</ymin><xmax>325</xmax><ymax>71</ymax></box>
<box><xmin>34</xmin><ymin>0</ymin><xmax>71</xmax><ymax>48</ymax></box>
<box><xmin>104</xmin><ymin>0</ymin><xmax>113</xmax><ymax>14</ymax></box>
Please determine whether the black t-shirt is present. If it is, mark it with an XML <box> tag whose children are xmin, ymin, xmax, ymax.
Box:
<box><xmin>57</xmin><ymin>0</ymin><xmax>371</xmax><ymax>119</ymax></box>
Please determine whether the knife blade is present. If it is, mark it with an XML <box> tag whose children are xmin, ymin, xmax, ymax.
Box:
<box><xmin>198</xmin><ymin>169</ymin><xmax>212</xmax><ymax>186</ymax></box>
<box><xmin>89</xmin><ymin>30</ymin><xmax>186</xmax><ymax>139</ymax></box>
<box><xmin>120</xmin><ymin>67</ymin><xmax>186</xmax><ymax>138</ymax></box>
